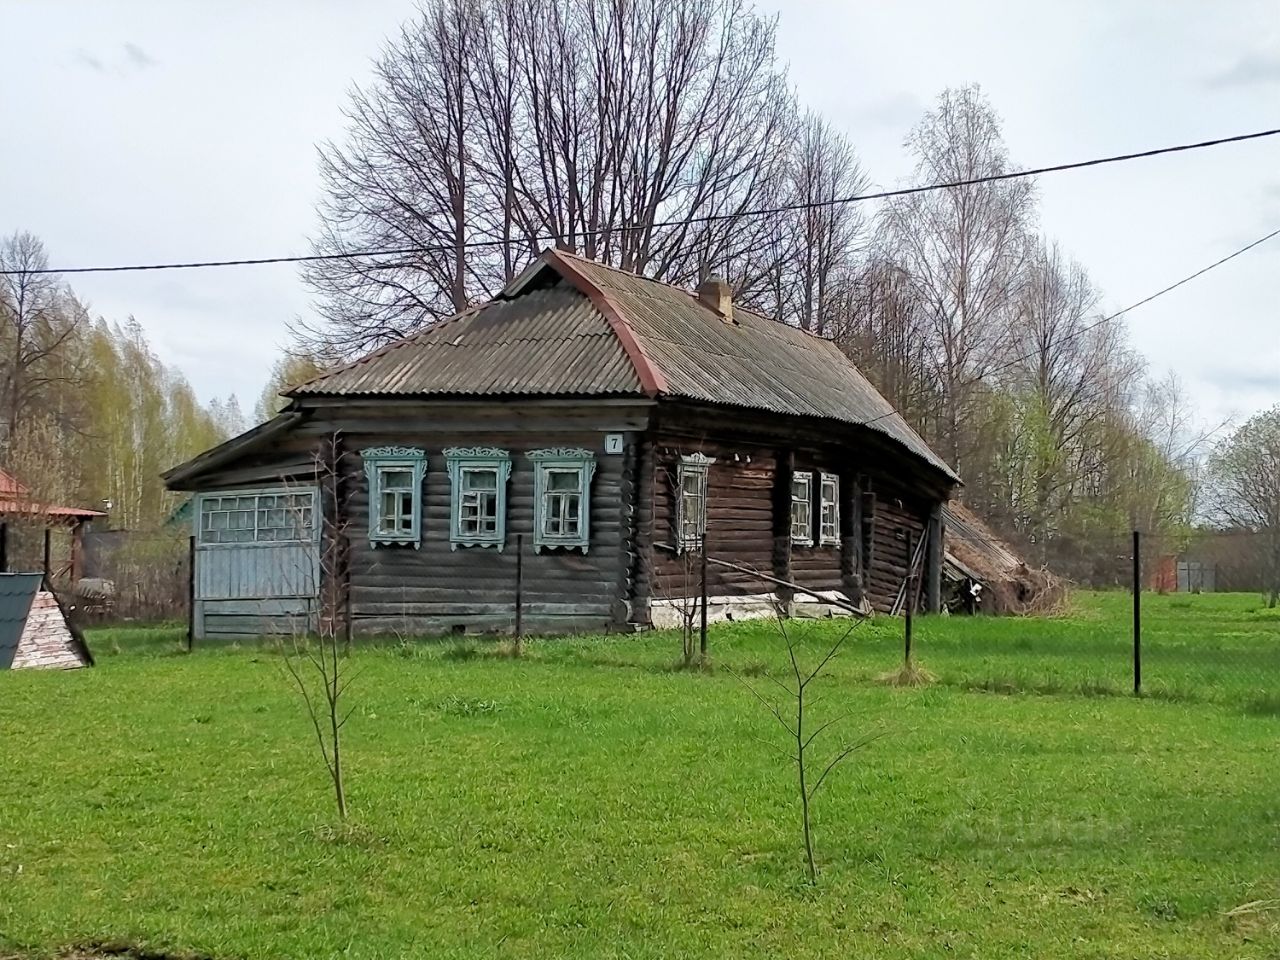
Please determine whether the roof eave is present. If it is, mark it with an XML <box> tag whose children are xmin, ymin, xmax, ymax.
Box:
<box><xmin>163</xmin><ymin>412</ymin><xmax>304</xmax><ymax>490</ymax></box>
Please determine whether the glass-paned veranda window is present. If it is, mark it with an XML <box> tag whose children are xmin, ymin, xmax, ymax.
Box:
<box><xmin>445</xmin><ymin>448</ymin><xmax>512</xmax><ymax>550</ymax></box>
<box><xmin>676</xmin><ymin>453</ymin><xmax>714</xmax><ymax>551</ymax></box>
<box><xmin>819</xmin><ymin>473</ymin><xmax>840</xmax><ymax>546</ymax></box>
<box><xmin>198</xmin><ymin>490</ymin><xmax>315</xmax><ymax>544</ymax></box>
<box><xmin>527</xmin><ymin>448</ymin><xmax>597</xmax><ymax>553</ymax></box>
<box><xmin>791</xmin><ymin>471</ymin><xmax>814</xmax><ymax>545</ymax></box>
<box><xmin>362</xmin><ymin>447</ymin><xmax>426</xmax><ymax>547</ymax></box>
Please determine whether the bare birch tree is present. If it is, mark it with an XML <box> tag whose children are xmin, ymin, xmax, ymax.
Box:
<box><xmin>878</xmin><ymin>85</ymin><xmax>1035</xmax><ymax>474</ymax></box>
<box><xmin>0</xmin><ymin>232</ymin><xmax>86</xmax><ymax>457</ymax></box>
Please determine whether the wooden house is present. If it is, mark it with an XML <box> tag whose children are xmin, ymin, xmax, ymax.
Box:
<box><xmin>164</xmin><ymin>250</ymin><xmax>959</xmax><ymax>640</ymax></box>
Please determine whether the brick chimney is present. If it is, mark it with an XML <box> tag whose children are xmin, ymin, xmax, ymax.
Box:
<box><xmin>697</xmin><ymin>276</ymin><xmax>734</xmax><ymax>323</ymax></box>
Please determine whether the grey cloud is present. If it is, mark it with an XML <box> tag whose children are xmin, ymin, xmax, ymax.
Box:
<box><xmin>74</xmin><ymin>49</ymin><xmax>105</xmax><ymax>72</ymax></box>
<box><xmin>122</xmin><ymin>42</ymin><xmax>157</xmax><ymax>69</ymax></box>
<box><xmin>1205</xmin><ymin>53</ymin><xmax>1280</xmax><ymax>88</ymax></box>
<box><xmin>1203</xmin><ymin>368</ymin><xmax>1280</xmax><ymax>393</ymax></box>
<box><xmin>848</xmin><ymin>91</ymin><xmax>925</xmax><ymax>129</ymax></box>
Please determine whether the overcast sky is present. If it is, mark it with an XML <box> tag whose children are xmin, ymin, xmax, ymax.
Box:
<box><xmin>1</xmin><ymin>1</ymin><xmax>1277</xmax><ymax>428</ymax></box>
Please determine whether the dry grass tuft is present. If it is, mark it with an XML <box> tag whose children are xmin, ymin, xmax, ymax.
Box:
<box><xmin>877</xmin><ymin>660</ymin><xmax>937</xmax><ymax>687</ymax></box>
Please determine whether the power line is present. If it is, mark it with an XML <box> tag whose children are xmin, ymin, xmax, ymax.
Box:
<box><xmin>5</xmin><ymin>126</ymin><xmax>1278</xmax><ymax>276</ymax></box>
<box><xmin>859</xmin><ymin>226</ymin><xmax>1280</xmax><ymax>432</ymax></box>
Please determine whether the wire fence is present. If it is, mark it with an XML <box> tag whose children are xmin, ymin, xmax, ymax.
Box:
<box><xmin>60</xmin><ymin>523</ymin><xmax>1280</xmax><ymax>710</ymax></box>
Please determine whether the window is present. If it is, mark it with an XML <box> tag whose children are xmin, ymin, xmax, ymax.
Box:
<box><xmin>676</xmin><ymin>452</ymin><xmax>714</xmax><ymax>551</ymax></box>
<box><xmin>527</xmin><ymin>448</ymin><xmax>597</xmax><ymax>553</ymax></box>
<box><xmin>791</xmin><ymin>471</ymin><xmax>814</xmax><ymax>545</ymax></box>
<box><xmin>820</xmin><ymin>473</ymin><xmax>840</xmax><ymax>546</ymax></box>
<box><xmin>198</xmin><ymin>490</ymin><xmax>314</xmax><ymax>545</ymax></box>
<box><xmin>363</xmin><ymin>447</ymin><xmax>426</xmax><ymax>547</ymax></box>
<box><xmin>445</xmin><ymin>447</ymin><xmax>512</xmax><ymax>550</ymax></box>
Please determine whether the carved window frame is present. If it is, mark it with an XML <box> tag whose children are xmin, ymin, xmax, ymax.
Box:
<box><xmin>675</xmin><ymin>452</ymin><xmax>715</xmax><ymax>552</ymax></box>
<box><xmin>362</xmin><ymin>447</ymin><xmax>426</xmax><ymax>548</ymax></box>
<box><xmin>819</xmin><ymin>473</ymin><xmax>840</xmax><ymax>546</ymax></box>
<box><xmin>445</xmin><ymin>447</ymin><xmax>512</xmax><ymax>550</ymax></box>
<box><xmin>526</xmin><ymin>448</ymin><xmax>597</xmax><ymax>553</ymax></box>
<box><xmin>791</xmin><ymin>471</ymin><xmax>814</xmax><ymax>546</ymax></box>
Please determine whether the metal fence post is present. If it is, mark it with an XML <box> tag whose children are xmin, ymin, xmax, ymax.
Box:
<box><xmin>1132</xmin><ymin>529</ymin><xmax>1142</xmax><ymax>695</ymax></box>
<box><xmin>186</xmin><ymin>534</ymin><xmax>196</xmax><ymax>652</ymax></box>
<box><xmin>699</xmin><ymin>533</ymin><xmax>709</xmax><ymax>661</ymax></box>
<box><xmin>514</xmin><ymin>533</ymin><xmax>524</xmax><ymax>641</ymax></box>
<box><xmin>904</xmin><ymin>529</ymin><xmax>914</xmax><ymax>666</ymax></box>
<box><xmin>42</xmin><ymin>527</ymin><xmax>52</xmax><ymax>585</ymax></box>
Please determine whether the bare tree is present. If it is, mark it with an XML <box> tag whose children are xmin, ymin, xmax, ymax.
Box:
<box><xmin>282</xmin><ymin>434</ymin><xmax>356</xmax><ymax>818</ymax></box>
<box><xmin>0</xmin><ymin>231</ymin><xmax>86</xmax><ymax>456</ymax></box>
<box><xmin>772</xmin><ymin>113</ymin><xmax>869</xmax><ymax>334</ymax></box>
<box><xmin>299</xmin><ymin>0</ymin><xmax>795</xmax><ymax>359</ymax></box>
<box><xmin>730</xmin><ymin>613</ymin><xmax>881</xmax><ymax>883</ymax></box>
<box><xmin>878</xmin><ymin>85</ymin><xmax>1036</xmax><ymax>474</ymax></box>
<box><xmin>1207</xmin><ymin>405</ymin><xmax>1280</xmax><ymax>606</ymax></box>
<box><xmin>1004</xmin><ymin>242</ymin><xmax>1140</xmax><ymax>555</ymax></box>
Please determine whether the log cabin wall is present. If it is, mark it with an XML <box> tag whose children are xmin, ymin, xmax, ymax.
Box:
<box><xmin>334</xmin><ymin>402</ymin><xmax>646</xmax><ymax>636</ymax></box>
<box><xmin>186</xmin><ymin>400</ymin><xmax>650</xmax><ymax>636</ymax></box>
<box><xmin>789</xmin><ymin>444</ymin><xmax>849</xmax><ymax>598</ymax></box>
<box><xmin>645</xmin><ymin>404</ymin><xmax>951</xmax><ymax>616</ymax></box>
<box><xmin>650</xmin><ymin>436</ymin><xmax>778</xmax><ymax>599</ymax></box>
<box><xmin>862</xmin><ymin>483</ymin><xmax>930</xmax><ymax>613</ymax></box>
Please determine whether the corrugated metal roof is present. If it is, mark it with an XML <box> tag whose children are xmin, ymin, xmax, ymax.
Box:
<box><xmin>0</xmin><ymin>573</ymin><xmax>40</xmax><ymax>670</ymax></box>
<box><xmin>292</xmin><ymin>283</ymin><xmax>642</xmax><ymax>398</ymax></box>
<box><xmin>563</xmin><ymin>256</ymin><xmax>954</xmax><ymax>478</ymax></box>
<box><xmin>943</xmin><ymin>501</ymin><xmax>1023</xmax><ymax>577</ymax></box>
<box><xmin>292</xmin><ymin>250</ymin><xmax>957</xmax><ymax>482</ymax></box>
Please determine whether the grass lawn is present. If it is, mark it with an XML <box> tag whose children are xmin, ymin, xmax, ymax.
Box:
<box><xmin>1</xmin><ymin>591</ymin><xmax>1277</xmax><ymax>958</ymax></box>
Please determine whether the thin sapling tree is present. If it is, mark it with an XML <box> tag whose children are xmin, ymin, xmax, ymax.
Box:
<box><xmin>730</xmin><ymin>611</ymin><xmax>882</xmax><ymax>883</ymax></box>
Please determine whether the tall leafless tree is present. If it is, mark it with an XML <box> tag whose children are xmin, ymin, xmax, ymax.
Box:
<box><xmin>1004</xmin><ymin>242</ymin><xmax>1139</xmax><ymax>553</ymax></box>
<box><xmin>878</xmin><ymin>85</ymin><xmax>1035</xmax><ymax>475</ymax></box>
<box><xmin>298</xmin><ymin>0</ymin><xmax>795</xmax><ymax>359</ymax></box>
<box><xmin>0</xmin><ymin>232</ymin><xmax>86</xmax><ymax>457</ymax></box>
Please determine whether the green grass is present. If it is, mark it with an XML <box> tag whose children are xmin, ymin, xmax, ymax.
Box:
<box><xmin>1</xmin><ymin>592</ymin><xmax>1277</xmax><ymax>958</ymax></box>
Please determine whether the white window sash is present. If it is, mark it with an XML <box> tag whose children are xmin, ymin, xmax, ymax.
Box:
<box><xmin>791</xmin><ymin>471</ymin><xmax>814</xmax><ymax>545</ymax></box>
<box><xmin>526</xmin><ymin>450</ymin><xmax>596</xmax><ymax>553</ymax></box>
<box><xmin>820</xmin><ymin>473</ymin><xmax>840</xmax><ymax>546</ymax></box>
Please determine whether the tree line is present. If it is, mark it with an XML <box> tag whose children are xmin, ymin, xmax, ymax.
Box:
<box><xmin>297</xmin><ymin>0</ymin><xmax>1216</xmax><ymax>582</ymax></box>
<box><xmin>0</xmin><ymin>231</ymin><xmax>241</xmax><ymax>533</ymax></box>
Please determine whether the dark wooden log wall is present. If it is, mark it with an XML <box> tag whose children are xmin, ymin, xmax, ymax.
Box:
<box><xmin>651</xmin><ymin>437</ymin><xmax>778</xmax><ymax>597</ymax></box>
<box><xmin>345</xmin><ymin>434</ymin><xmax>631</xmax><ymax>635</ymax></box>
<box><xmin>189</xmin><ymin>401</ymin><xmax>649</xmax><ymax>636</ymax></box>
<box><xmin>789</xmin><ymin>446</ymin><xmax>849</xmax><ymax>598</ymax></box>
<box><xmin>863</xmin><ymin>485</ymin><xmax>930</xmax><ymax>613</ymax></box>
<box><xmin>646</xmin><ymin>405</ymin><xmax>953</xmax><ymax>613</ymax></box>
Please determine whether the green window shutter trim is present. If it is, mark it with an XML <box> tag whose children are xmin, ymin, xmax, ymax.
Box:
<box><xmin>445</xmin><ymin>447</ymin><xmax>512</xmax><ymax>551</ymax></box>
<box><xmin>526</xmin><ymin>447</ymin><xmax>597</xmax><ymax>553</ymax></box>
<box><xmin>362</xmin><ymin>446</ymin><xmax>427</xmax><ymax>548</ymax></box>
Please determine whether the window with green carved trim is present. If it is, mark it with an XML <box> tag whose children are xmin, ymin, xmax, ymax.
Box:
<box><xmin>446</xmin><ymin>448</ymin><xmax>512</xmax><ymax>550</ymax></box>
<box><xmin>527</xmin><ymin>448</ymin><xmax>596</xmax><ymax>552</ymax></box>
<box><xmin>363</xmin><ymin>447</ymin><xmax>426</xmax><ymax>547</ymax></box>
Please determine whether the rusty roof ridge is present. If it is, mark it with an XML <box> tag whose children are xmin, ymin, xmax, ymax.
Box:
<box><xmin>552</xmin><ymin>248</ymin><xmax>854</xmax><ymax>347</ymax></box>
<box><xmin>544</xmin><ymin>249</ymin><xmax>666</xmax><ymax>398</ymax></box>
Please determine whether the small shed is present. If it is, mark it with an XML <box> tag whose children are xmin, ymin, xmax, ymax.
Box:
<box><xmin>0</xmin><ymin>573</ymin><xmax>93</xmax><ymax>670</ymax></box>
<box><xmin>942</xmin><ymin>502</ymin><xmax>1064</xmax><ymax>614</ymax></box>
<box><xmin>0</xmin><ymin>469</ymin><xmax>106</xmax><ymax>582</ymax></box>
